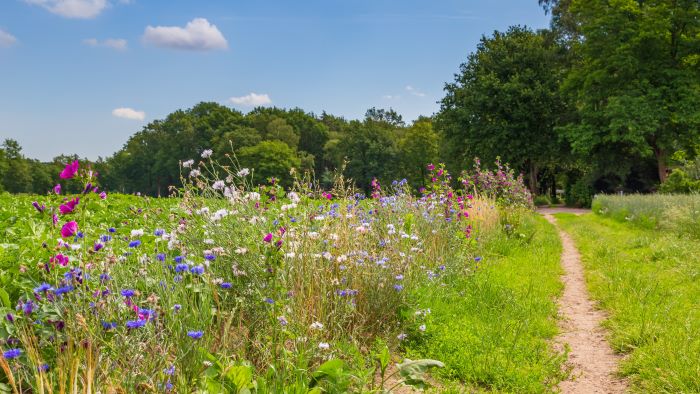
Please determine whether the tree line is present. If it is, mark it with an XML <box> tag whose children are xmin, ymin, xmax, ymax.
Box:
<box><xmin>1</xmin><ymin>0</ymin><xmax>698</xmax><ymax>204</ymax></box>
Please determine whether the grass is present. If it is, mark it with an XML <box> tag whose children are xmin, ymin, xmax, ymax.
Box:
<box><xmin>406</xmin><ymin>213</ymin><xmax>566</xmax><ymax>393</ymax></box>
<box><xmin>593</xmin><ymin>193</ymin><xmax>700</xmax><ymax>238</ymax></box>
<box><xmin>556</xmin><ymin>213</ymin><xmax>700</xmax><ymax>393</ymax></box>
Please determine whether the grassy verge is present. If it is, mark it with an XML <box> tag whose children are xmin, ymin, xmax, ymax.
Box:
<box><xmin>406</xmin><ymin>213</ymin><xmax>566</xmax><ymax>393</ymax></box>
<box><xmin>556</xmin><ymin>213</ymin><xmax>700</xmax><ymax>393</ymax></box>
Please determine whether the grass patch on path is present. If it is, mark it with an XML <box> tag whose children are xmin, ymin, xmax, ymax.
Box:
<box><xmin>557</xmin><ymin>213</ymin><xmax>700</xmax><ymax>393</ymax></box>
<box><xmin>406</xmin><ymin>214</ymin><xmax>566</xmax><ymax>393</ymax></box>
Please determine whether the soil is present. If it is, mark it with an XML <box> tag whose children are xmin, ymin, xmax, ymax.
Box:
<box><xmin>541</xmin><ymin>209</ymin><xmax>628</xmax><ymax>394</ymax></box>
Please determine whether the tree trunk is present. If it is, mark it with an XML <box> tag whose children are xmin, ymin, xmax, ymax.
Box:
<box><xmin>654</xmin><ymin>147</ymin><xmax>668</xmax><ymax>183</ymax></box>
<box><xmin>528</xmin><ymin>161</ymin><xmax>538</xmax><ymax>195</ymax></box>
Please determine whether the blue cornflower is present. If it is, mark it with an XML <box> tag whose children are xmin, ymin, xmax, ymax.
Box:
<box><xmin>101</xmin><ymin>321</ymin><xmax>117</xmax><ymax>330</ymax></box>
<box><xmin>76</xmin><ymin>232</ymin><xmax>84</xmax><ymax>239</ymax></box>
<box><xmin>220</xmin><ymin>282</ymin><xmax>232</xmax><ymax>289</ymax></box>
<box><xmin>156</xmin><ymin>253</ymin><xmax>166</xmax><ymax>262</ymax></box>
<box><xmin>128</xmin><ymin>240</ymin><xmax>141</xmax><ymax>248</ymax></box>
<box><xmin>154</xmin><ymin>229</ymin><xmax>165</xmax><ymax>236</ymax></box>
<box><xmin>3</xmin><ymin>348</ymin><xmax>21</xmax><ymax>359</ymax></box>
<box><xmin>108</xmin><ymin>227</ymin><xmax>116</xmax><ymax>233</ymax></box>
<box><xmin>174</xmin><ymin>263</ymin><xmax>188</xmax><ymax>273</ymax></box>
<box><xmin>34</xmin><ymin>283</ymin><xmax>52</xmax><ymax>293</ymax></box>
<box><xmin>264</xmin><ymin>297</ymin><xmax>274</xmax><ymax>304</ymax></box>
<box><xmin>54</xmin><ymin>285</ymin><xmax>74</xmax><ymax>295</ymax></box>
<box><xmin>120</xmin><ymin>289</ymin><xmax>135</xmax><ymax>298</ymax></box>
<box><xmin>393</xmin><ymin>284</ymin><xmax>404</xmax><ymax>292</ymax></box>
<box><xmin>173</xmin><ymin>304</ymin><xmax>181</xmax><ymax>312</ymax></box>
<box><xmin>100</xmin><ymin>234</ymin><xmax>112</xmax><ymax>242</ymax></box>
<box><xmin>174</xmin><ymin>256</ymin><xmax>184</xmax><ymax>263</ymax></box>
<box><xmin>38</xmin><ymin>364</ymin><xmax>49</xmax><ymax>372</ymax></box>
<box><xmin>438</xmin><ymin>265</ymin><xmax>446</xmax><ymax>271</ymax></box>
<box><xmin>173</xmin><ymin>275</ymin><xmax>183</xmax><ymax>283</ymax></box>
<box><xmin>395</xmin><ymin>274</ymin><xmax>404</xmax><ymax>281</ymax></box>
<box><xmin>99</xmin><ymin>273</ymin><xmax>111</xmax><ymax>283</ymax></box>
<box><xmin>164</xmin><ymin>365</ymin><xmax>175</xmax><ymax>375</ymax></box>
<box><xmin>204</xmin><ymin>254</ymin><xmax>216</xmax><ymax>261</ymax></box>
<box><xmin>190</xmin><ymin>265</ymin><xmax>204</xmax><ymax>275</ymax></box>
<box><xmin>126</xmin><ymin>319</ymin><xmax>146</xmax><ymax>329</ymax></box>
<box><xmin>187</xmin><ymin>330</ymin><xmax>203</xmax><ymax>339</ymax></box>
<box><xmin>474</xmin><ymin>256</ymin><xmax>482</xmax><ymax>262</ymax></box>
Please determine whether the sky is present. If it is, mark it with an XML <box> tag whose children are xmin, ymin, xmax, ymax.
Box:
<box><xmin>0</xmin><ymin>0</ymin><xmax>551</xmax><ymax>161</ymax></box>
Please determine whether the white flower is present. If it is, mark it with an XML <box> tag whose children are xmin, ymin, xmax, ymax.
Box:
<box><xmin>212</xmin><ymin>180</ymin><xmax>225</xmax><ymax>190</ymax></box>
<box><xmin>237</xmin><ymin>168</ymin><xmax>250</xmax><ymax>177</ymax></box>
<box><xmin>287</xmin><ymin>191</ymin><xmax>300</xmax><ymax>203</ymax></box>
<box><xmin>322</xmin><ymin>251</ymin><xmax>332</xmax><ymax>261</ymax></box>
<box><xmin>235</xmin><ymin>247</ymin><xmax>248</xmax><ymax>255</ymax></box>
<box><xmin>419</xmin><ymin>324</ymin><xmax>426</xmax><ymax>332</ymax></box>
<box><xmin>182</xmin><ymin>159</ymin><xmax>194</xmax><ymax>168</ymax></box>
<box><xmin>310</xmin><ymin>321</ymin><xmax>324</xmax><ymax>330</ymax></box>
<box><xmin>212</xmin><ymin>209</ymin><xmax>229</xmax><ymax>222</ymax></box>
<box><xmin>201</xmin><ymin>149</ymin><xmax>213</xmax><ymax>158</ymax></box>
<box><xmin>190</xmin><ymin>169</ymin><xmax>201</xmax><ymax>177</ymax></box>
<box><xmin>318</xmin><ymin>342</ymin><xmax>330</xmax><ymax>350</ymax></box>
<box><xmin>246</xmin><ymin>192</ymin><xmax>260</xmax><ymax>201</ymax></box>
<box><xmin>130</xmin><ymin>229</ymin><xmax>144</xmax><ymax>237</ymax></box>
<box><xmin>397</xmin><ymin>333</ymin><xmax>408</xmax><ymax>340</ymax></box>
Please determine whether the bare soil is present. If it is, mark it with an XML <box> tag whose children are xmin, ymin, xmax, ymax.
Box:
<box><xmin>541</xmin><ymin>210</ymin><xmax>628</xmax><ymax>394</ymax></box>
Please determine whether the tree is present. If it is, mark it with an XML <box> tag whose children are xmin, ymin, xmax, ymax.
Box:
<box><xmin>436</xmin><ymin>26</ymin><xmax>566</xmax><ymax>193</ymax></box>
<box><xmin>562</xmin><ymin>0</ymin><xmax>700</xmax><ymax>183</ymax></box>
<box><xmin>237</xmin><ymin>141</ymin><xmax>301</xmax><ymax>187</ymax></box>
<box><xmin>339</xmin><ymin>119</ymin><xmax>399</xmax><ymax>191</ymax></box>
<box><xmin>399</xmin><ymin>118</ymin><xmax>439</xmax><ymax>188</ymax></box>
<box><xmin>265</xmin><ymin>118</ymin><xmax>299</xmax><ymax>148</ymax></box>
<box><xmin>1</xmin><ymin>139</ymin><xmax>33</xmax><ymax>193</ymax></box>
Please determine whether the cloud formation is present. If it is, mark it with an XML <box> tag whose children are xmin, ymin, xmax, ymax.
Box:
<box><xmin>0</xmin><ymin>29</ymin><xmax>17</xmax><ymax>48</ymax></box>
<box><xmin>83</xmin><ymin>38</ymin><xmax>127</xmax><ymax>50</ymax></box>
<box><xmin>405</xmin><ymin>85</ymin><xmax>426</xmax><ymax>97</ymax></box>
<box><xmin>25</xmin><ymin>0</ymin><xmax>108</xmax><ymax>19</ymax></box>
<box><xmin>229</xmin><ymin>93</ymin><xmax>272</xmax><ymax>107</ymax></box>
<box><xmin>143</xmin><ymin>18</ymin><xmax>228</xmax><ymax>51</ymax></box>
<box><xmin>112</xmin><ymin>107</ymin><xmax>145</xmax><ymax>121</ymax></box>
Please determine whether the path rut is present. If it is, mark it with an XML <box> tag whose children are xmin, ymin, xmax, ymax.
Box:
<box><xmin>541</xmin><ymin>211</ymin><xmax>628</xmax><ymax>394</ymax></box>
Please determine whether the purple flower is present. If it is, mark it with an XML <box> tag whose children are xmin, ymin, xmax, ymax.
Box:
<box><xmin>93</xmin><ymin>242</ymin><xmax>104</xmax><ymax>252</ymax></box>
<box><xmin>154</xmin><ymin>229</ymin><xmax>165</xmax><ymax>236</ymax></box>
<box><xmin>187</xmin><ymin>330</ymin><xmax>203</xmax><ymax>339</ymax></box>
<box><xmin>99</xmin><ymin>191</ymin><xmax>107</xmax><ymax>200</ymax></box>
<box><xmin>129</xmin><ymin>240</ymin><xmax>141</xmax><ymax>248</ymax></box>
<box><xmin>263</xmin><ymin>233</ymin><xmax>273</xmax><ymax>243</ymax></box>
<box><xmin>3</xmin><ymin>348</ymin><xmax>22</xmax><ymax>359</ymax></box>
<box><xmin>59</xmin><ymin>160</ymin><xmax>79</xmax><ymax>179</ymax></box>
<box><xmin>32</xmin><ymin>201</ymin><xmax>45</xmax><ymax>213</ymax></box>
<box><xmin>59</xmin><ymin>198</ymin><xmax>80</xmax><ymax>215</ymax></box>
<box><xmin>174</xmin><ymin>256</ymin><xmax>184</xmax><ymax>263</ymax></box>
<box><xmin>120</xmin><ymin>289</ymin><xmax>135</xmax><ymax>298</ymax></box>
<box><xmin>53</xmin><ymin>184</ymin><xmax>61</xmax><ymax>194</ymax></box>
<box><xmin>126</xmin><ymin>319</ymin><xmax>146</xmax><ymax>329</ymax></box>
<box><xmin>34</xmin><ymin>283</ymin><xmax>52</xmax><ymax>293</ymax></box>
<box><xmin>99</xmin><ymin>273</ymin><xmax>111</xmax><ymax>283</ymax></box>
<box><xmin>393</xmin><ymin>284</ymin><xmax>404</xmax><ymax>292</ymax></box>
<box><xmin>173</xmin><ymin>304</ymin><xmax>181</xmax><ymax>312</ymax></box>
<box><xmin>175</xmin><ymin>263</ymin><xmax>188</xmax><ymax>273</ymax></box>
<box><xmin>164</xmin><ymin>365</ymin><xmax>175</xmax><ymax>375</ymax></box>
<box><xmin>100</xmin><ymin>235</ymin><xmax>112</xmax><ymax>242</ymax></box>
<box><xmin>101</xmin><ymin>321</ymin><xmax>117</xmax><ymax>330</ymax></box>
<box><xmin>474</xmin><ymin>256</ymin><xmax>482</xmax><ymax>262</ymax></box>
<box><xmin>5</xmin><ymin>313</ymin><xmax>14</xmax><ymax>323</ymax></box>
<box><xmin>264</xmin><ymin>297</ymin><xmax>274</xmax><ymax>304</ymax></box>
<box><xmin>156</xmin><ymin>253</ymin><xmax>166</xmax><ymax>262</ymax></box>
<box><xmin>220</xmin><ymin>282</ymin><xmax>232</xmax><ymax>289</ymax></box>
<box><xmin>204</xmin><ymin>254</ymin><xmax>216</xmax><ymax>261</ymax></box>
<box><xmin>54</xmin><ymin>285</ymin><xmax>74</xmax><ymax>295</ymax></box>
<box><xmin>60</xmin><ymin>221</ymin><xmax>78</xmax><ymax>238</ymax></box>
<box><xmin>108</xmin><ymin>227</ymin><xmax>116</xmax><ymax>233</ymax></box>
<box><xmin>278</xmin><ymin>316</ymin><xmax>288</xmax><ymax>326</ymax></box>
<box><xmin>190</xmin><ymin>265</ymin><xmax>204</xmax><ymax>275</ymax></box>
<box><xmin>38</xmin><ymin>364</ymin><xmax>49</xmax><ymax>372</ymax></box>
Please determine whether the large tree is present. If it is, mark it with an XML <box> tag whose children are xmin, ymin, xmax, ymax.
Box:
<box><xmin>437</xmin><ymin>26</ymin><xmax>566</xmax><ymax>193</ymax></box>
<box><xmin>561</xmin><ymin>0</ymin><xmax>700</xmax><ymax>183</ymax></box>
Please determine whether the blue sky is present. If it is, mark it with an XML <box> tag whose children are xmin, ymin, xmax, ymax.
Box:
<box><xmin>0</xmin><ymin>0</ymin><xmax>550</xmax><ymax>161</ymax></box>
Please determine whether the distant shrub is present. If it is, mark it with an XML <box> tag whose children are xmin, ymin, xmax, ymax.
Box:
<box><xmin>533</xmin><ymin>195</ymin><xmax>551</xmax><ymax>207</ymax></box>
<box><xmin>565</xmin><ymin>179</ymin><xmax>593</xmax><ymax>208</ymax></box>
<box><xmin>659</xmin><ymin>168</ymin><xmax>700</xmax><ymax>193</ymax></box>
<box><xmin>460</xmin><ymin>158</ymin><xmax>534</xmax><ymax>209</ymax></box>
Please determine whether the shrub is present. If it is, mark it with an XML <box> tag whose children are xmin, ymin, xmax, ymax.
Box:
<box><xmin>533</xmin><ymin>195</ymin><xmax>551</xmax><ymax>207</ymax></box>
<box><xmin>565</xmin><ymin>178</ymin><xmax>593</xmax><ymax>208</ymax></box>
<box><xmin>459</xmin><ymin>158</ymin><xmax>534</xmax><ymax>209</ymax></box>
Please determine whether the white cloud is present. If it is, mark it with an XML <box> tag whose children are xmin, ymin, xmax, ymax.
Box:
<box><xmin>143</xmin><ymin>18</ymin><xmax>228</xmax><ymax>51</ymax></box>
<box><xmin>25</xmin><ymin>0</ymin><xmax>108</xmax><ymax>19</ymax></box>
<box><xmin>229</xmin><ymin>93</ymin><xmax>272</xmax><ymax>107</ymax></box>
<box><xmin>83</xmin><ymin>38</ymin><xmax>127</xmax><ymax>50</ymax></box>
<box><xmin>382</xmin><ymin>95</ymin><xmax>400</xmax><ymax>100</ymax></box>
<box><xmin>0</xmin><ymin>29</ymin><xmax>17</xmax><ymax>48</ymax></box>
<box><xmin>112</xmin><ymin>107</ymin><xmax>145</xmax><ymax>121</ymax></box>
<box><xmin>405</xmin><ymin>85</ymin><xmax>426</xmax><ymax>97</ymax></box>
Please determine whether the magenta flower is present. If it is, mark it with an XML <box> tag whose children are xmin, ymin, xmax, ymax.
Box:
<box><xmin>59</xmin><ymin>161</ymin><xmax>79</xmax><ymax>179</ymax></box>
<box><xmin>53</xmin><ymin>184</ymin><xmax>61</xmax><ymax>194</ymax></box>
<box><xmin>50</xmin><ymin>253</ymin><xmax>69</xmax><ymax>267</ymax></box>
<box><xmin>52</xmin><ymin>214</ymin><xmax>59</xmax><ymax>226</ymax></box>
<box><xmin>263</xmin><ymin>233</ymin><xmax>273</xmax><ymax>243</ymax></box>
<box><xmin>60</xmin><ymin>221</ymin><xmax>78</xmax><ymax>238</ymax></box>
<box><xmin>59</xmin><ymin>198</ymin><xmax>80</xmax><ymax>215</ymax></box>
<box><xmin>99</xmin><ymin>191</ymin><xmax>107</xmax><ymax>200</ymax></box>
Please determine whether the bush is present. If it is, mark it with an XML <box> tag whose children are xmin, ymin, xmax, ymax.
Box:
<box><xmin>565</xmin><ymin>178</ymin><xmax>593</xmax><ymax>208</ymax></box>
<box><xmin>459</xmin><ymin>158</ymin><xmax>534</xmax><ymax>209</ymax></box>
<box><xmin>533</xmin><ymin>195</ymin><xmax>551</xmax><ymax>207</ymax></box>
<box><xmin>659</xmin><ymin>169</ymin><xmax>700</xmax><ymax>193</ymax></box>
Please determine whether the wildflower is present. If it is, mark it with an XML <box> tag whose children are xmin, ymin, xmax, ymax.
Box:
<box><xmin>174</xmin><ymin>256</ymin><xmax>185</xmax><ymax>263</ymax></box>
<box><xmin>59</xmin><ymin>160</ymin><xmax>79</xmax><ymax>179</ymax></box>
<box><xmin>60</xmin><ymin>221</ymin><xmax>78</xmax><ymax>238</ymax></box>
<box><xmin>264</xmin><ymin>297</ymin><xmax>274</xmax><ymax>304</ymax></box>
<box><xmin>3</xmin><ymin>348</ymin><xmax>21</xmax><ymax>359</ymax></box>
<box><xmin>419</xmin><ymin>324</ymin><xmax>426</xmax><ymax>332</ymax></box>
<box><xmin>175</xmin><ymin>263</ymin><xmax>189</xmax><ymax>273</ymax></box>
<box><xmin>173</xmin><ymin>304</ymin><xmax>181</xmax><ymax>312</ymax></box>
<box><xmin>204</xmin><ymin>253</ymin><xmax>216</xmax><ymax>261</ymax></box>
<box><xmin>50</xmin><ymin>253</ymin><xmax>69</xmax><ymax>267</ymax></box>
<box><xmin>99</xmin><ymin>191</ymin><xmax>107</xmax><ymax>200</ymax></box>
<box><xmin>237</xmin><ymin>168</ymin><xmax>250</xmax><ymax>177</ymax></box>
<box><xmin>263</xmin><ymin>233</ymin><xmax>273</xmax><ymax>243</ymax></box>
<box><xmin>32</xmin><ymin>201</ymin><xmax>45</xmax><ymax>213</ymax></box>
<box><xmin>38</xmin><ymin>364</ymin><xmax>50</xmax><ymax>372</ymax></box>
<box><xmin>154</xmin><ymin>229</ymin><xmax>165</xmax><ymax>236</ymax></box>
<box><xmin>182</xmin><ymin>159</ymin><xmax>194</xmax><ymax>168</ymax></box>
<box><xmin>126</xmin><ymin>319</ymin><xmax>146</xmax><ymax>329</ymax></box>
<box><xmin>129</xmin><ymin>240</ymin><xmax>141</xmax><ymax>248</ymax></box>
<box><xmin>54</xmin><ymin>184</ymin><xmax>61</xmax><ymax>194</ymax></box>
<box><xmin>34</xmin><ymin>283</ymin><xmax>52</xmax><ymax>293</ymax></box>
<box><xmin>5</xmin><ymin>313</ymin><xmax>13</xmax><ymax>323</ymax></box>
<box><xmin>474</xmin><ymin>256</ymin><xmax>482</xmax><ymax>262</ymax></box>
<box><xmin>397</xmin><ymin>333</ymin><xmax>408</xmax><ymax>341</ymax></box>
<box><xmin>393</xmin><ymin>284</ymin><xmax>404</xmax><ymax>292</ymax></box>
<box><xmin>201</xmin><ymin>149</ymin><xmax>213</xmax><ymax>158</ymax></box>
<box><xmin>93</xmin><ymin>242</ymin><xmax>104</xmax><ymax>252</ymax></box>
<box><xmin>101</xmin><ymin>321</ymin><xmax>117</xmax><ymax>330</ymax></box>
<box><xmin>212</xmin><ymin>180</ymin><xmax>225</xmax><ymax>190</ymax></box>
<box><xmin>99</xmin><ymin>273</ymin><xmax>111</xmax><ymax>283</ymax></box>
<box><xmin>187</xmin><ymin>330</ymin><xmax>203</xmax><ymax>339</ymax></box>
<box><xmin>318</xmin><ymin>342</ymin><xmax>330</xmax><ymax>350</ymax></box>
<box><xmin>278</xmin><ymin>316</ymin><xmax>288</xmax><ymax>326</ymax></box>
<box><xmin>120</xmin><ymin>289</ymin><xmax>135</xmax><ymax>298</ymax></box>
<box><xmin>156</xmin><ymin>253</ymin><xmax>166</xmax><ymax>262</ymax></box>
<box><xmin>310</xmin><ymin>322</ymin><xmax>324</xmax><ymax>330</ymax></box>
<box><xmin>108</xmin><ymin>227</ymin><xmax>116</xmax><ymax>233</ymax></box>
<box><xmin>189</xmin><ymin>169</ymin><xmax>201</xmax><ymax>177</ymax></box>
<box><xmin>190</xmin><ymin>265</ymin><xmax>205</xmax><ymax>275</ymax></box>
<box><xmin>131</xmin><ymin>229</ymin><xmax>144</xmax><ymax>237</ymax></box>
<box><xmin>395</xmin><ymin>274</ymin><xmax>404</xmax><ymax>280</ymax></box>
<box><xmin>54</xmin><ymin>285</ymin><xmax>74</xmax><ymax>295</ymax></box>
<box><xmin>220</xmin><ymin>282</ymin><xmax>232</xmax><ymax>289</ymax></box>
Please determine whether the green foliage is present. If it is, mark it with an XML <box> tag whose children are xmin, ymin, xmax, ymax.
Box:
<box><xmin>565</xmin><ymin>178</ymin><xmax>593</xmax><ymax>208</ymax></box>
<box><xmin>659</xmin><ymin>168</ymin><xmax>700</xmax><ymax>193</ymax></box>
<box><xmin>533</xmin><ymin>195</ymin><xmax>551</xmax><ymax>207</ymax></box>
<box><xmin>557</xmin><ymin>213</ymin><xmax>700</xmax><ymax>392</ymax></box>
<box><xmin>237</xmin><ymin>140</ymin><xmax>301</xmax><ymax>186</ymax></box>
<box><xmin>406</xmin><ymin>214</ymin><xmax>566</xmax><ymax>392</ymax></box>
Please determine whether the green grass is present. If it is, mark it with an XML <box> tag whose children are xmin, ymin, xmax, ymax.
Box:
<box><xmin>557</xmin><ymin>213</ymin><xmax>700</xmax><ymax>393</ymax></box>
<box><xmin>406</xmin><ymin>214</ymin><xmax>566</xmax><ymax>393</ymax></box>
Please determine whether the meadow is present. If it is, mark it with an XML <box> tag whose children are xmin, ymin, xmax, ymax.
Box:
<box><xmin>0</xmin><ymin>154</ymin><xmax>571</xmax><ymax>393</ymax></box>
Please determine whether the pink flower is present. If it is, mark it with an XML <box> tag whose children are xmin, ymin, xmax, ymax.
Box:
<box><xmin>99</xmin><ymin>191</ymin><xmax>107</xmax><ymax>200</ymax></box>
<box><xmin>60</xmin><ymin>221</ymin><xmax>78</xmax><ymax>238</ymax></box>
<box><xmin>50</xmin><ymin>254</ymin><xmax>69</xmax><ymax>267</ymax></box>
<box><xmin>59</xmin><ymin>161</ymin><xmax>79</xmax><ymax>179</ymax></box>
<box><xmin>53</xmin><ymin>184</ymin><xmax>61</xmax><ymax>194</ymax></box>
<box><xmin>52</xmin><ymin>214</ymin><xmax>59</xmax><ymax>226</ymax></box>
<box><xmin>263</xmin><ymin>233</ymin><xmax>273</xmax><ymax>243</ymax></box>
<box><xmin>59</xmin><ymin>198</ymin><xmax>80</xmax><ymax>215</ymax></box>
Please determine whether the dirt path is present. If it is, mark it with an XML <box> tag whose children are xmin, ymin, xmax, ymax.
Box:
<box><xmin>541</xmin><ymin>210</ymin><xmax>628</xmax><ymax>394</ymax></box>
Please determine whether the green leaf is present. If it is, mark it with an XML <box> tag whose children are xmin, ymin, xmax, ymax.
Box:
<box><xmin>0</xmin><ymin>288</ymin><xmax>9</xmax><ymax>308</ymax></box>
<box><xmin>396</xmin><ymin>358</ymin><xmax>444</xmax><ymax>389</ymax></box>
<box><xmin>309</xmin><ymin>359</ymin><xmax>346</xmax><ymax>388</ymax></box>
